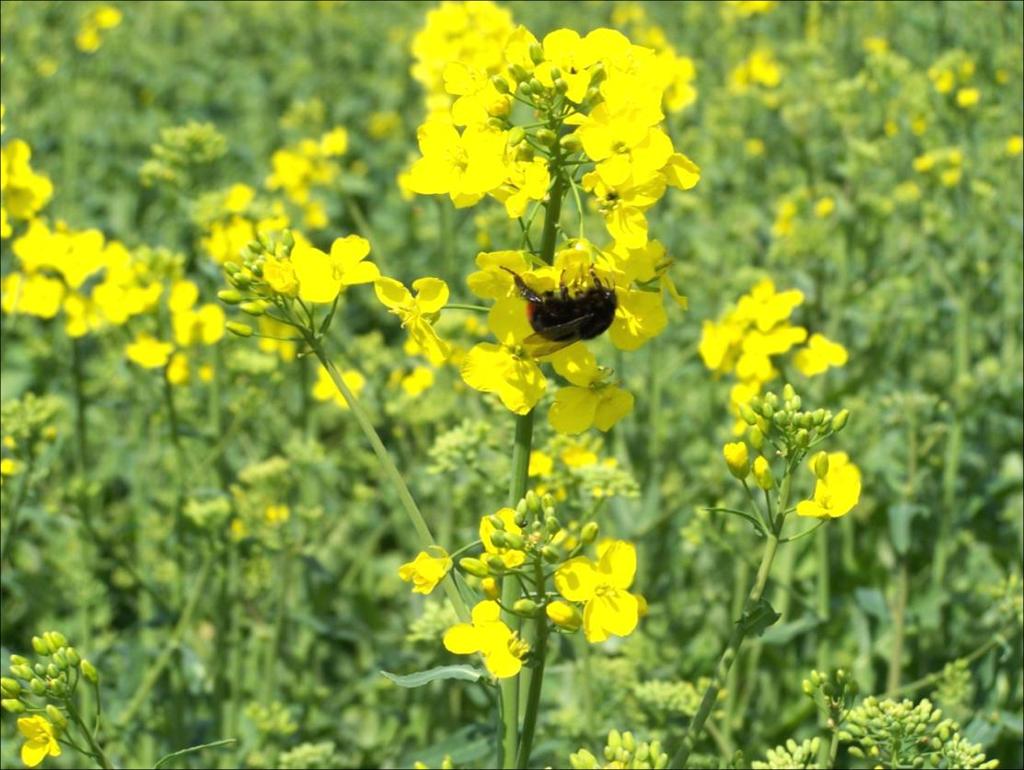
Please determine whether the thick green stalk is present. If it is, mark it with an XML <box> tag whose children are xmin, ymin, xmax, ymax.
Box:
<box><xmin>67</xmin><ymin>698</ymin><xmax>113</xmax><ymax>770</ymax></box>
<box><xmin>500</xmin><ymin>410</ymin><xmax>534</xmax><ymax>769</ymax></box>
<box><xmin>515</xmin><ymin>557</ymin><xmax>548</xmax><ymax>769</ymax></box>
<box><xmin>305</xmin><ymin>336</ymin><xmax>470</xmax><ymax>622</ymax></box>
<box><xmin>671</xmin><ymin>532</ymin><xmax>780</xmax><ymax>768</ymax></box>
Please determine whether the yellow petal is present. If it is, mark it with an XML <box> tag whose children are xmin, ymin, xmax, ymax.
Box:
<box><xmin>484</xmin><ymin>644</ymin><xmax>523</xmax><ymax>678</ymax></box>
<box><xmin>443</xmin><ymin>623</ymin><xmax>482</xmax><ymax>655</ymax></box>
<box><xmin>374</xmin><ymin>277</ymin><xmax>412</xmax><ymax>310</ymax></box>
<box><xmin>412</xmin><ymin>277</ymin><xmax>449</xmax><ymax>314</ymax></box>
<box><xmin>548</xmin><ymin>386</ymin><xmax>599</xmax><ymax>435</ymax></box>
<box><xmin>555</xmin><ymin>556</ymin><xmax>598</xmax><ymax>602</ymax></box>
<box><xmin>589</xmin><ymin>590</ymin><xmax>639</xmax><ymax>638</ymax></box>
<box><xmin>292</xmin><ymin>243</ymin><xmax>341</xmax><ymax>304</ymax></box>
<box><xmin>597</xmin><ymin>540</ymin><xmax>636</xmax><ymax>589</ymax></box>
<box><xmin>594</xmin><ymin>387</ymin><xmax>634</xmax><ymax>431</ymax></box>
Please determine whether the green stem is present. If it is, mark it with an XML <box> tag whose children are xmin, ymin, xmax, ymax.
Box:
<box><xmin>66</xmin><ymin>699</ymin><xmax>113</xmax><ymax>770</ymax></box>
<box><xmin>500</xmin><ymin>410</ymin><xmax>534</xmax><ymax>769</ymax></box>
<box><xmin>887</xmin><ymin>630</ymin><xmax>1009</xmax><ymax>697</ymax></box>
<box><xmin>115</xmin><ymin>555</ymin><xmax>213</xmax><ymax>730</ymax></box>
<box><xmin>671</xmin><ymin>532</ymin><xmax>781</xmax><ymax>768</ymax></box>
<box><xmin>71</xmin><ymin>337</ymin><xmax>89</xmax><ymax>474</ymax></box>
<box><xmin>516</xmin><ymin>558</ymin><xmax>548</xmax><ymax>769</ymax></box>
<box><xmin>304</xmin><ymin>335</ymin><xmax>470</xmax><ymax>622</ymax></box>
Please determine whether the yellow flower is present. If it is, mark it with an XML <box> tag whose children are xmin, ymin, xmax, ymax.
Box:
<box><xmin>554</xmin><ymin>539</ymin><xmax>643</xmax><ymax>643</ymax></box>
<box><xmin>400</xmin><ymin>366</ymin><xmax>435</xmax><ymax>397</ymax></box>
<box><xmin>1007</xmin><ymin>136</ymin><xmax>1024</xmax><ymax>157</ymax></box>
<box><xmin>582</xmin><ymin>170</ymin><xmax>665</xmax><ymax>248</ymax></box>
<box><xmin>265</xmin><ymin>504</ymin><xmax>290</xmax><ymax>525</ymax></box>
<box><xmin>262</xmin><ymin>256</ymin><xmax>300</xmax><ymax>298</ymax></box>
<box><xmin>202</xmin><ymin>216</ymin><xmax>255</xmax><ymax>264</ymax></box>
<box><xmin>753</xmin><ymin>455</ymin><xmax>773</xmax><ymax>490</ymax></box>
<box><xmin>320</xmin><ymin>126</ymin><xmax>349</xmax><ymax>157</ymax></box>
<box><xmin>796</xmin><ymin>452</ymin><xmax>861</xmax><ymax>519</ymax></box>
<box><xmin>794</xmin><ymin>333</ymin><xmax>848</xmax><ymax>377</ymax></box>
<box><xmin>492</xmin><ymin>159</ymin><xmax>550</xmax><ymax>219</ymax></box>
<box><xmin>609</xmin><ymin>286</ymin><xmax>668</xmax><ymax>351</ymax></box>
<box><xmin>375</xmin><ymin>277</ymin><xmax>451</xmax><ymax>364</ymax></box>
<box><xmin>576</xmin><ymin>105</ymin><xmax>673</xmax><ymax>187</ymax></box>
<box><xmin>312</xmin><ymin>365</ymin><xmax>365</xmax><ymax>410</ymax></box>
<box><xmin>955</xmin><ymin>88</ymin><xmax>980</xmax><ymax>108</ymax></box>
<box><xmin>173</xmin><ymin>304</ymin><xmax>226</xmax><ymax>347</ymax></box>
<box><xmin>1</xmin><ymin>140</ymin><xmax>53</xmax><ymax>220</ymax></box>
<box><xmin>547</xmin><ymin>349</ymin><xmax>634</xmax><ymax>434</ymax></box>
<box><xmin>443</xmin><ymin>600</ymin><xmax>529</xmax><ymax>679</ymax></box>
<box><xmin>461</xmin><ymin>342</ymin><xmax>546</xmax><ymax>414</ymax></box>
<box><xmin>125</xmin><ymin>333</ymin><xmax>173</xmax><ymax>369</ymax></box>
<box><xmin>480</xmin><ymin>507</ymin><xmax>526</xmax><ymax>569</ymax></box>
<box><xmin>1</xmin><ymin>273</ymin><xmax>65</xmax><ymax>319</ymax></box>
<box><xmin>398</xmin><ymin>546</ymin><xmax>452</xmax><ymax>595</ymax></box>
<box><xmin>528</xmin><ymin>450</ymin><xmax>554</xmax><ymax>477</ymax></box>
<box><xmin>224</xmin><ymin>183</ymin><xmax>255</xmax><ymax>214</ymax></box>
<box><xmin>407</xmin><ymin>122</ymin><xmax>507</xmax><ymax>206</ymax></box>
<box><xmin>814</xmin><ymin>197</ymin><xmax>835</xmax><ymax>218</ymax></box>
<box><xmin>723</xmin><ymin>442</ymin><xmax>750</xmax><ymax>479</ymax></box>
<box><xmin>17</xmin><ymin>716</ymin><xmax>61</xmax><ymax>768</ymax></box>
<box><xmin>166</xmin><ymin>352</ymin><xmax>190</xmax><ymax>385</ymax></box>
<box><xmin>291</xmin><ymin>235</ymin><xmax>378</xmax><ymax>304</ymax></box>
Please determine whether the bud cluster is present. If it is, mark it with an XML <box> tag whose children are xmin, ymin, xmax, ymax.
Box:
<box><xmin>2</xmin><ymin>631</ymin><xmax>98</xmax><ymax>719</ymax></box>
<box><xmin>570</xmin><ymin>729</ymin><xmax>669</xmax><ymax>769</ymax></box>
<box><xmin>802</xmin><ymin>668</ymin><xmax>858</xmax><ymax>732</ymax></box>
<box><xmin>218</xmin><ymin>229</ymin><xmax>298</xmax><ymax>338</ymax></box>
<box><xmin>751</xmin><ymin>737</ymin><xmax>822</xmax><ymax>770</ymax></box>
<box><xmin>730</xmin><ymin>384</ymin><xmax>849</xmax><ymax>495</ymax></box>
<box><xmin>838</xmin><ymin>696</ymin><xmax>996</xmax><ymax>769</ymax></box>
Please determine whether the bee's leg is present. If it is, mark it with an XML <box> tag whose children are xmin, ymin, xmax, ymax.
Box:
<box><xmin>559</xmin><ymin>270</ymin><xmax>570</xmax><ymax>300</ymax></box>
<box><xmin>501</xmin><ymin>266</ymin><xmax>543</xmax><ymax>303</ymax></box>
<box><xmin>590</xmin><ymin>268</ymin><xmax>603</xmax><ymax>289</ymax></box>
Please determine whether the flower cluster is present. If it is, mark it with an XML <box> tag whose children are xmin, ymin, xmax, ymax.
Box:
<box><xmin>399</xmin><ymin>495</ymin><xmax>645</xmax><ymax>678</ymax></box>
<box><xmin>405</xmin><ymin>13</ymin><xmax>704</xmax><ymax>431</ymax></box>
<box><xmin>699</xmin><ymin>279</ymin><xmax>848</xmax><ymax>433</ymax></box>
<box><xmin>1</xmin><ymin>139</ymin><xmax>53</xmax><ymax>234</ymax></box>
<box><xmin>266</xmin><ymin>126</ymin><xmax>350</xmax><ymax>229</ymax></box>
<box><xmin>2</xmin><ymin>631</ymin><xmax>104</xmax><ymax>768</ymax></box>
<box><xmin>724</xmin><ymin>384</ymin><xmax>859</xmax><ymax>530</ymax></box>
<box><xmin>75</xmin><ymin>5</ymin><xmax>122</xmax><ymax>53</ymax></box>
<box><xmin>569</xmin><ymin>729</ymin><xmax>669</xmax><ymax>770</ymax></box>
<box><xmin>2</xmin><ymin>219</ymin><xmax>164</xmax><ymax>337</ymax></box>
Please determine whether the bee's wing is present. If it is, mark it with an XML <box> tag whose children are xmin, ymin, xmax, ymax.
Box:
<box><xmin>522</xmin><ymin>316</ymin><xmax>589</xmax><ymax>358</ymax></box>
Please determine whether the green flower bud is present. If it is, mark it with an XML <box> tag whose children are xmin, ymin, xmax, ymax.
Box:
<box><xmin>514</xmin><ymin>144</ymin><xmax>534</xmax><ymax>163</ymax></box>
<box><xmin>832</xmin><ymin>409</ymin><xmax>850</xmax><ymax>432</ymax></box>
<box><xmin>226</xmin><ymin>321</ymin><xmax>253</xmax><ymax>337</ymax></box>
<box><xmin>739</xmin><ymin>403</ymin><xmax>758</xmax><ymax>425</ymax></box>
<box><xmin>30</xmin><ymin>678</ymin><xmax>47</xmax><ymax>696</ymax></box>
<box><xmin>584</xmin><ymin>86</ymin><xmax>601</xmax><ymax>104</ymax></box>
<box><xmin>31</xmin><ymin>636</ymin><xmax>52</xmax><ymax>656</ymax></box>
<box><xmin>48</xmin><ymin>677</ymin><xmax>67</xmax><ymax>697</ymax></box>
<box><xmin>1</xmin><ymin>699</ymin><xmax>25</xmax><ymax>713</ymax></box>
<box><xmin>536</xmin><ymin>128</ymin><xmax>557</xmax><ymax>146</ymax></box>
<box><xmin>217</xmin><ymin>289</ymin><xmax>244</xmax><ymax>304</ymax></box>
<box><xmin>9</xmin><ymin>665</ymin><xmax>33</xmax><ymax>681</ymax></box>
<box><xmin>46</xmin><ymin>663</ymin><xmax>59</xmax><ymax>679</ymax></box>
<box><xmin>580</xmin><ymin>521</ymin><xmax>599</xmax><ymax>544</ymax></box>
<box><xmin>33</xmin><ymin>664</ymin><xmax>46</xmax><ymax>676</ymax></box>
<box><xmin>503</xmin><ymin>532</ymin><xmax>525</xmax><ymax>550</ymax></box>
<box><xmin>509</xmin><ymin>64</ymin><xmax>529</xmax><ymax>82</ymax></box>
<box><xmin>489</xmin><ymin>513</ymin><xmax>507</xmax><ymax>531</ymax></box>
<box><xmin>541</xmin><ymin>545</ymin><xmax>561</xmax><ymax>563</ymax></box>
<box><xmin>80</xmin><ymin>659</ymin><xmax>99</xmax><ymax>684</ymax></box>
<box><xmin>484</xmin><ymin>554</ymin><xmax>507</xmax><ymax>572</ymax></box>
<box><xmin>459</xmin><ymin>557</ymin><xmax>490</xmax><ymax>578</ymax></box>
<box><xmin>589</xmin><ymin>63</ymin><xmax>607</xmax><ymax>85</ymax></box>
<box><xmin>491</xmin><ymin>75</ymin><xmax>510</xmax><ymax>94</ymax></box>
<box><xmin>559</xmin><ymin>133</ymin><xmax>583</xmax><ymax>153</ymax></box>
<box><xmin>490</xmin><ymin>530</ymin><xmax>509</xmax><ymax>549</ymax></box>
<box><xmin>45</xmin><ymin>704</ymin><xmax>68</xmax><ymax>730</ymax></box>
<box><xmin>795</xmin><ymin>428</ymin><xmax>810</xmax><ymax>447</ymax></box>
<box><xmin>512</xmin><ymin>598</ymin><xmax>540</xmax><ymax>616</ymax></box>
<box><xmin>622</xmin><ymin>731</ymin><xmax>636</xmax><ymax>753</ymax></box>
<box><xmin>753</xmin><ymin>456</ymin><xmax>774</xmax><ymax>490</ymax></box>
<box><xmin>749</xmin><ymin>426</ymin><xmax>764</xmax><ymax>450</ymax></box>
<box><xmin>223</xmin><ymin>261</ymin><xmax>241</xmax><ymax>275</ymax></box>
<box><xmin>51</xmin><ymin>650</ymin><xmax>68</xmax><ymax>670</ymax></box>
<box><xmin>508</xmin><ymin>126</ymin><xmax>526</xmax><ymax>147</ymax></box>
<box><xmin>517</xmin><ymin>81</ymin><xmax>533</xmax><ymax>99</ymax></box>
<box><xmin>486</xmin><ymin>117</ymin><xmax>507</xmax><ymax>131</ymax></box>
<box><xmin>527</xmin><ymin>78</ymin><xmax>544</xmax><ymax>95</ymax></box>
<box><xmin>608</xmin><ymin>730</ymin><xmax>622</xmax><ymax>751</ymax></box>
<box><xmin>848</xmin><ymin>746</ymin><xmax>864</xmax><ymax>758</ymax></box>
<box><xmin>529</xmin><ymin>42</ymin><xmax>544</xmax><ymax>65</ymax></box>
<box><xmin>1</xmin><ymin>678</ymin><xmax>20</xmax><ymax>698</ymax></box>
<box><xmin>812</xmin><ymin>451</ymin><xmax>830</xmax><ymax>479</ymax></box>
<box><xmin>65</xmin><ymin>647</ymin><xmax>81</xmax><ymax>667</ymax></box>
<box><xmin>239</xmin><ymin>301</ymin><xmax>266</xmax><ymax>316</ymax></box>
<box><xmin>44</xmin><ymin>632</ymin><xmax>67</xmax><ymax>650</ymax></box>
<box><xmin>514</xmin><ymin>507</ymin><xmax>529</xmax><ymax>527</ymax></box>
<box><xmin>783</xmin><ymin>384</ymin><xmax>796</xmax><ymax>401</ymax></box>
<box><xmin>554</xmin><ymin>78</ymin><xmax>569</xmax><ymax>94</ymax></box>
<box><xmin>544</xmin><ymin>516</ymin><xmax>560</xmax><ymax>536</ymax></box>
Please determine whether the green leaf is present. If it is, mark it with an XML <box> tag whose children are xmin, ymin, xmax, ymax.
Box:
<box><xmin>738</xmin><ymin>598</ymin><xmax>781</xmax><ymax>638</ymax></box>
<box><xmin>888</xmin><ymin>502</ymin><xmax>926</xmax><ymax>556</ymax></box>
<box><xmin>153</xmin><ymin>739</ymin><xmax>236</xmax><ymax>769</ymax></box>
<box><xmin>381</xmin><ymin>665</ymin><xmax>486</xmax><ymax>688</ymax></box>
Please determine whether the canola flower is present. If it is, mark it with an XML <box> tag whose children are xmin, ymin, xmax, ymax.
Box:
<box><xmin>17</xmin><ymin>716</ymin><xmax>61</xmax><ymax>768</ymax></box>
<box><xmin>554</xmin><ymin>539</ymin><xmax>644</xmax><ymax>643</ymax></box>
<box><xmin>399</xmin><ymin>546</ymin><xmax>454</xmax><ymax>595</ymax></box>
<box><xmin>443</xmin><ymin>600</ymin><xmax>529</xmax><ymax>679</ymax></box>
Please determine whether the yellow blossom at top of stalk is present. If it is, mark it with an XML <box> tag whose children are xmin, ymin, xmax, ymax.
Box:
<box><xmin>289</xmin><ymin>235</ymin><xmax>378</xmax><ymax>304</ymax></box>
<box><xmin>796</xmin><ymin>452</ymin><xmax>862</xmax><ymax>519</ymax></box>
<box><xmin>443</xmin><ymin>599</ymin><xmax>529</xmax><ymax>678</ymax></box>
<box><xmin>17</xmin><ymin>716</ymin><xmax>61</xmax><ymax>768</ymax></box>
<box><xmin>554</xmin><ymin>539</ymin><xmax>643</xmax><ymax>643</ymax></box>
<box><xmin>1</xmin><ymin>139</ymin><xmax>53</xmax><ymax>222</ymax></box>
<box><xmin>399</xmin><ymin>546</ymin><xmax>453</xmax><ymax>595</ymax></box>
